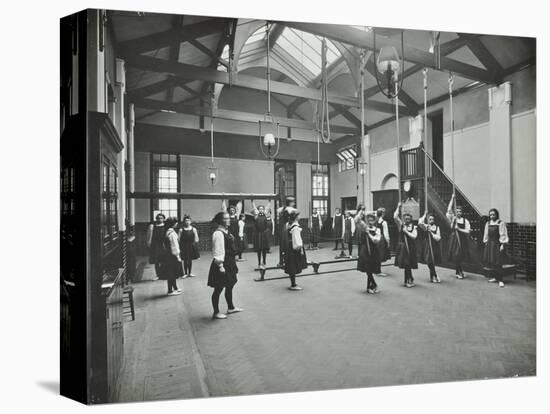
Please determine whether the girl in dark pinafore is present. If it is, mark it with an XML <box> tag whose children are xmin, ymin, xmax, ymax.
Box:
<box><xmin>418</xmin><ymin>211</ymin><xmax>442</xmax><ymax>283</ymax></box>
<box><xmin>146</xmin><ymin>213</ymin><xmax>166</xmax><ymax>280</ymax></box>
<box><xmin>343</xmin><ymin>210</ymin><xmax>356</xmax><ymax>258</ymax></box>
<box><xmin>208</xmin><ymin>211</ymin><xmax>243</xmax><ymax>319</ymax></box>
<box><xmin>310</xmin><ymin>208</ymin><xmax>321</xmax><ymax>249</ymax></box>
<box><xmin>393</xmin><ymin>202</ymin><xmax>418</xmax><ymax>288</ymax></box>
<box><xmin>252</xmin><ymin>204</ymin><xmax>272</xmax><ymax>268</ymax></box>
<box><xmin>375</xmin><ymin>208</ymin><xmax>391</xmax><ymax>263</ymax></box>
<box><xmin>357</xmin><ymin>212</ymin><xmax>382</xmax><ymax>294</ymax></box>
<box><xmin>285</xmin><ymin>209</ymin><xmax>307</xmax><ymax>291</ymax></box>
<box><xmin>447</xmin><ymin>194</ymin><xmax>472</xmax><ymax>279</ymax></box>
<box><xmin>179</xmin><ymin>215</ymin><xmax>199</xmax><ymax>278</ymax></box>
<box><xmin>483</xmin><ymin>208</ymin><xmax>509</xmax><ymax>288</ymax></box>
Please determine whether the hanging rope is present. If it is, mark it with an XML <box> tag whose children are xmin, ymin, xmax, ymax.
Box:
<box><xmin>319</xmin><ymin>38</ymin><xmax>331</xmax><ymax>143</ymax></box>
<box><xmin>423</xmin><ymin>68</ymin><xmax>428</xmax><ymax>213</ymax></box>
<box><xmin>395</xmin><ymin>81</ymin><xmax>401</xmax><ymax>206</ymax></box>
<box><xmin>210</xmin><ymin>91</ymin><xmax>215</xmax><ymax>167</ymax></box>
<box><xmin>449</xmin><ymin>73</ymin><xmax>455</xmax><ymax>205</ymax></box>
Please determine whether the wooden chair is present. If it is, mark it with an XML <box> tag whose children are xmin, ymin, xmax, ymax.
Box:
<box><xmin>123</xmin><ymin>285</ymin><xmax>135</xmax><ymax>321</ymax></box>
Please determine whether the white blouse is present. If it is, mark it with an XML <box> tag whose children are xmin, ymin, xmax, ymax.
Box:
<box><xmin>212</xmin><ymin>228</ymin><xmax>227</xmax><ymax>264</ymax></box>
<box><xmin>289</xmin><ymin>224</ymin><xmax>303</xmax><ymax>250</ymax></box>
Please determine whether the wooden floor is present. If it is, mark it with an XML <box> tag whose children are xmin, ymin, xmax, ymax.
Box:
<box><xmin>116</xmin><ymin>246</ymin><xmax>536</xmax><ymax>403</ymax></box>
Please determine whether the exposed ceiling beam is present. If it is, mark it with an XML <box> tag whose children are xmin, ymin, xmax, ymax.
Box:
<box><xmin>284</xmin><ymin>22</ymin><xmax>497</xmax><ymax>84</ymax></box>
<box><xmin>457</xmin><ymin>33</ymin><xmax>503</xmax><ymax>82</ymax></box>
<box><xmin>127</xmin><ymin>78</ymin><xmax>175</xmax><ymax>100</ymax></box>
<box><xmin>501</xmin><ymin>56</ymin><xmax>536</xmax><ymax>77</ymax></box>
<box><xmin>329</xmin><ymin>103</ymin><xmax>366</xmax><ymax>130</ymax></box>
<box><xmin>133</xmin><ymin>97</ymin><xmax>357</xmax><ymax>134</ymax></box>
<box><xmin>166</xmin><ymin>16</ymin><xmax>184</xmax><ymax>104</ymax></box>
<box><xmin>117</xmin><ymin>18</ymin><xmax>227</xmax><ymax>55</ymax></box>
<box><xmin>189</xmin><ymin>38</ymin><xmax>229</xmax><ymax>67</ymax></box>
<box><xmin>125</xmin><ymin>54</ymin><xmax>411</xmax><ymax>115</ymax></box>
<box><xmin>287</xmin><ymin>54</ymin><xmax>347</xmax><ymax>116</ymax></box>
<box><xmin>267</xmin><ymin>23</ymin><xmax>284</xmax><ymax>50</ymax></box>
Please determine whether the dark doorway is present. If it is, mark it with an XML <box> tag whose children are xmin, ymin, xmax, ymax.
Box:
<box><xmin>429</xmin><ymin>111</ymin><xmax>444</xmax><ymax>169</ymax></box>
<box><xmin>341</xmin><ymin>197</ymin><xmax>357</xmax><ymax>213</ymax></box>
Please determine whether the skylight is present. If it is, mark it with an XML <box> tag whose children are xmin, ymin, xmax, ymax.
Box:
<box><xmin>275</xmin><ymin>27</ymin><xmax>341</xmax><ymax>76</ymax></box>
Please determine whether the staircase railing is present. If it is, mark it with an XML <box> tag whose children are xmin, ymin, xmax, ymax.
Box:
<box><xmin>400</xmin><ymin>146</ymin><xmax>484</xmax><ymax>245</ymax></box>
<box><xmin>419</xmin><ymin>146</ymin><xmax>484</xmax><ymax>244</ymax></box>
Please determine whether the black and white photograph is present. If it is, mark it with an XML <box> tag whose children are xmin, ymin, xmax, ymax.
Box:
<box><xmin>58</xmin><ymin>6</ymin><xmax>540</xmax><ymax>405</ymax></box>
<box><xmin>3</xmin><ymin>0</ymin><xmax>548</xmax><ymax>412</ymax></box>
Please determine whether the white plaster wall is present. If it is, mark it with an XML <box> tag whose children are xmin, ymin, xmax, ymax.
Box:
<box><xmin>442</xmin><ymin>122</ymin><xmax>492</xmax><ymax>214</ymax></box>
<box><xmin>179</xmin><ymin>155</ymin><xmax>275</xmax><ymax>222</ymax></box>
<box><xmin>511</xmin><ymin>110</ymin><xmax>536</xmax><ymax>223</ymax></box>
<box><xmin>330</xmin><ymin>164</ymin><xmax>358</xmax><ymax>213</ymax></box>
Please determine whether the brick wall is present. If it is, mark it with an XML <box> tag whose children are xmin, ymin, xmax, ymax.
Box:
<box><xmin>506</xmin><ymin>223</ymin><xmax>536</xmax><ymax>279</ymax></box>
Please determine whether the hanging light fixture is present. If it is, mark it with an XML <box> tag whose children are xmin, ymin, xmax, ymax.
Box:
<box><xmin>372</xmin><ymin>28</ymin><xmax>405</xmax><ymax>99</ymax></box>
<box><xmin>208</xmin><ymin>90</ymin><xmax>218</xmax><ymax>186</ymax></box>
<box><xmin>259</xmin><ymin>22</ymin><xmax>281</xmax><ymax>159</ymax></box>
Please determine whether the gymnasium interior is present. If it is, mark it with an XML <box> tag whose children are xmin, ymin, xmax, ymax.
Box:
<box><xmin>60</xmin><ymin>9</ymin><xmax>536</xmax><ymax>404</ymax></box>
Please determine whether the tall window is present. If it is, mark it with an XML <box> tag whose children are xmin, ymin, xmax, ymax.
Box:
<box><xmin>337</xmin><ymin>144</ymin><xmax>358</xmax><ymax>172</ymax></box>
<box><xmin>274</xmin><ymin>160</ymin><xmax>296</xmax><ymax>203</ymax></box>
<box><xmin>151</xmin><ymin>153</ymin><xmax>180</xmax><ymax>219</ymax></box>
<box><xmin>311</xmin><ymin>163</ymin><xmax>330</xmax><ymax>216</ymax></box>
<box><xmin>101</xmin><ymin>156</ymin><xmax>119</xmax><ymax>243</ymax></box>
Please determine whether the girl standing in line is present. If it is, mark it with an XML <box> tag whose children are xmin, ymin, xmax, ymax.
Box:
<box><xmin>483</xmin><ymin>208</ymin><xmax>509</xmax><ymax>288</ymax></box>
<box><xmin>447</xmin><ymin>194</ymin><xmax>471</xmax><ymax>279</ymax></box>
<box><xmin>418</xmin><ymin>211</ymin><xmax>442</xmax><ymax>283</ymax></box>
<box><xmin>332</xmin><ymin>208</ymin><xmax>344</xmax><ymax>251</ymax></box>
<box><xmin>343</xmin><ymin>210</ymin><xmax>356</xmax><ymax>258</ymax></box>
<box><xmin>357</xmin><ymin>212</ymin><xmax>382</xmax><ymax>294</ymax></box>
<box><xmin>146</xmin><ymin>213</ymin><xmax>166</xmax><ymax>281</ymax></box>
<box><xmin>179</xmin><ymin>215</ymin><xmax>199</xmax><ymax>278</ymax></box>
<box><xmin>222</xmin><ymin>199</ymin><xmax>242</xmax><ymax>245</ymax></box>
<box><xmin>252</xmin><ymin>204</ymin><xmax>272</xmax><ymax>268</ymax></box>
<box><xmin>310</xmin><ymin>207</ymin><xmax>321</xmax><ymax>249</ymax></box>
<box><xmin>208</xmin><ymin>211</ymin><xmax>243</xmax><ymax>319</ymax></box>
<box><xmin>161</xmin><ymin>217</ymin><xmax>182</xmax><ymax>296</ymax></box>
<box><xmin>375</xmin><ymin>207</ymin><xmax>391</xmax><ymax>277</ymax></box>
<box><xmin>285</xmin><ymin>209</ymin><xmax>307</xmax><ymax>291</ymax></box>
<box><xmin>237</xmin><ymin>213</ymin><xmax>246</xmax><ymax>261</ymax></box>
<box><xmin>393</xmin><ymin>202</ymin><xmax>418</xmax><ymax>288</ymax></box>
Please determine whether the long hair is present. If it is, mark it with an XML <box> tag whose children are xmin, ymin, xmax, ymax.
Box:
<box><xmin>288</xmin><ymin>209</ymin><xmax>300</xmax><ymax>223</ymax></box>
<box><xmin>212</xmin><ymin>211</ymin><xmax>227</xmax><ymax>226</ymax></box>
<box><xmin>164</xmin><ymin>217</ymin><xmax>178</xmax><ymax>234</ymax></box>
<box><xmin>489</xmin><ymin>208</ymin><xmax>500</xmax><ymax>220</ymax></box>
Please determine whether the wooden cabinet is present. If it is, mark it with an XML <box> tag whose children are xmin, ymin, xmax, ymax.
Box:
<box><xmin>103</xmin><ymin>270</ymin><xmax>124</xmax><ymax>402</ymax></box>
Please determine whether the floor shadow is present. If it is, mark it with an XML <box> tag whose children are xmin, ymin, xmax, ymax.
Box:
<box><xmin>36</xmin><ymin>380</ymin><xmax>59</xmax><ymax>394</ymax></box>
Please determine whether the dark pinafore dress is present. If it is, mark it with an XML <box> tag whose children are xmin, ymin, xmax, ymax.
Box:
<box><xmin>179</xmin><ymin>227</ymin><xmax>197</xmax><ymax>262</ymax></box>
<box><xmin>229</xmin><ymin>215</ymin><xmax>239</xmax><ymax>241</ymax></box>
<box><xmin>333</xmin><ymin>215</ymin><xmax>343</xmax><ymax>241</ymax></box>
<box><xmin>394</xmin><ymin>224</ymin><xmax>418</xmax><ymax>269</ymax></box>
<box><xmin>311</xmin><ymin>215</ymin><xmax>321</xmax><ymax>244</ymax></box>
<box><xmin>284</xmin><ymin>224</ymin><xmax>308</xmax><ymax>275</ymax></box>
<box><xmin>253</xmin><ymin>214</ymin><xmax>271</xmax><ymax>252</ymax></box>
<box><xmin>343</xmin><ymin>218</ymin><xmax>354</xmax><ymax>244</ymax></box>
<box><xmin>420</xmin><ymin>224</ymin><xmax>442</xmax><ymax>265</ymax></box>
<box><xmin>207</xmin><ymin>230</ymin><xmax>238</xmax><ymax>289</ymax></box>
<box><xmin>357</xmin><ymin>228</ymin><xmax>381</xmax><ymax>274</ymax></box>
<box><xmin>149</xmin><ymin>224</ymin><xmax>165</xmax><ymax>264</ymax></box>
<box><xmin>483</xmin><ymin>223</ymin><xmax>506</xmax><ymax>268</ymax></box>
<box><xmin>376</xmin><ymin>219</ymin><xmax>391</xmax><ymax>261</ymax></box>
<box><xmin>448</xmin><ymin>218</ymin><xmax>470</xmax><ymax>262</ymax></box>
